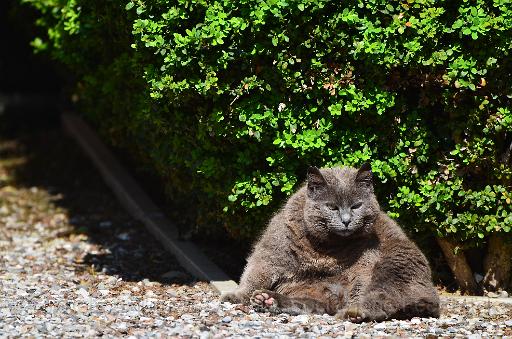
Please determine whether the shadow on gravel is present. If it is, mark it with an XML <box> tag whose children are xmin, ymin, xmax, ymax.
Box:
<box><xmin>0</xmin><ymin>112</ymin><xmax>192</xmax><ymax>285</ymax></box>
<box><xmin>0</xmin><ymin>0</ymin><xmax>204</xmax><ymax>286</ymax></box>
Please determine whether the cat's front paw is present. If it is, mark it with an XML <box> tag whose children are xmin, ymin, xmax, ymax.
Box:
<box><xmin>250</xmin><ymin>290</ymin><xmax>280</xmax><ymax>313</ymax></box>
<box><xmin>336</xmin><ymin>304</ymin><xmax>367</xmax><ymax>323</ymax></box>
<box><xmin>221</xmin><ymin>292</ymin><xmax>243</xmax><ymax>304</ymax></box>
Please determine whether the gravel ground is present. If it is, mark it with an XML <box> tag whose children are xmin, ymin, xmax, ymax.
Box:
<box><xmin>1</xmin><ymin>128</ymin><xmax>512</xmax><ymax>338</ymax></box>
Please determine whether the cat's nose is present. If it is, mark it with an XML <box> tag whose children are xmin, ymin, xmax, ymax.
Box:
<box><xmin>341</xmin><ymin>213</ymin><xmax>351</xmax><ymax>226</ymax></box>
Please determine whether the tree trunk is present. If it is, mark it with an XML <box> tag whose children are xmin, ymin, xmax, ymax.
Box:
<box><xmin>483</xmin><ymin>233</ymin><xmax>512</xmax><ymax>292</ymax></box>
<box><xmin>436</xmin><ymin>237</ymin><xmax>478</xmax><ymax>295</ymax></box>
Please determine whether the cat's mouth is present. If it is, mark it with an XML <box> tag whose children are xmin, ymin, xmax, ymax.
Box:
<box><xmin>331</xmin><ymin>227</ymin><xmax>356</xmax><ymax>236</ymax></box>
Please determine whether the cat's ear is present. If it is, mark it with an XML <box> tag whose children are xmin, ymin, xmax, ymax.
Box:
<box><xmin>356</xmin><ymin>162</ymin><xmax>373</xmax><ymax>187</ymax></box>
<box><xmin>307</xmin><ymin>166</ymin><xmax>328</xmax><ymax>198</ymax></box>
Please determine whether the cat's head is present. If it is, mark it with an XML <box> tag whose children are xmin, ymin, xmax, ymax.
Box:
<box><xmin>303</xmin><ymin>163</ymin><xmax>380</xmax><ymax>239</ymax></box>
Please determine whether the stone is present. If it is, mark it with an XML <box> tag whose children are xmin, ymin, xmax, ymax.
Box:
<box><xmin>373</xmin><ymin>322</ymin><xmax>387</xmax><ymax>330</ymax></box>
<box><xmin>399</xmin><ymin>322</ymin><xmax>411</xmax><ymax>329</ymax></box>
<box><xmin>76</xmin><ymin>288</ymin><xmax>90</xmax><ymax>298</ymax></box>
<box><xmin>488</xmin><ymin>307</ymin><xmax>504</xmax><ymax>317</ymax></box>
<box><xmin>116</xmin><ymin>233</ymin><xmax>130</xmax><ymax>241</ymax></box>
<box><xmin>291</xmin><ymin>314</ymin><xmax>309</xmax><ymax>324</ymax></box>
<box><xmin>181</xmin><ymin>314</ymin><xmax>195</xmax><ymax>321</ymax></box>
<box><xmin>139</xmin><ymin>300</ymin><xmax>154</xmax><ymax>308</ymax></box>
<box><xmin>487</xmin><ymin>292</ymin><xmax>499</xmax><ymax>298</ymax></box>
<box><xmin>116</xmin><ymin>322</ymin><xmax>128</xmax><ymax>331</ymax></box>
<box><xmin>410</xmin><ymin>317</ymin><xmax>421</xmax><ymax>325</ymax></box>
<box><xmin>474</xmin><ymin>273</ymin><xmax>484</xmax><ymax>284</ymax></box>
<box><xmin>99</xmin><ymin>221</ymin><xmax>112</xmax><ymax>228</ymax></box>
<box><xmin>98</xmin><ymin>289</ymin><xmax>109</xmax><ymax>296</ymax></box>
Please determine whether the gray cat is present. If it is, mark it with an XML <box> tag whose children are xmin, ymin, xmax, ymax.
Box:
<box><xmin>221</xmin><ymin>163</ymin><xmax>440</xmax><ymax>322</ymax></box>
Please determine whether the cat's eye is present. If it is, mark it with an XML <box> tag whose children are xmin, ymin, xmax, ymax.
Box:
<box><xmin>327</xmin><ymin>204</ymin><xmax>338</xmax><ymax>210</ymax></box>
<box><xmin>351</xmin><ymin>201</ymin><xmax>363</xmax><ymax>209</ymax></box>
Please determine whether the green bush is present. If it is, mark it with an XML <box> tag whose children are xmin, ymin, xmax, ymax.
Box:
<box><xmin>22</xmin><ymin>0</ymin><xmax>512</xmax><ymax>247</ymax></box>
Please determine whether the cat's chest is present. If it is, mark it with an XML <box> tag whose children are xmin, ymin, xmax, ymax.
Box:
<box><xmin>297</xmin><ymin>255</ymin><xmax>341</xmax><ymax>276</ymax></box>
<box><xmin>296</xmin><ymin>246</ymin><xmax>380</xmax><ymax>278</ymax></box>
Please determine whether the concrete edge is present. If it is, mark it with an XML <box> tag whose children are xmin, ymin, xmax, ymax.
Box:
<box><xmin>440</xmin><ymin>295</ymin><xmax>512</xmax><ymax>304</ymax></box>
<box><xmin>61</xmin><ymin>113</ymin><xmax>238</xmax><ymax>296</ymax></box>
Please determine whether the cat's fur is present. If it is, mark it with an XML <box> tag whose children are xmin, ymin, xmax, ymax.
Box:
<box><xmin>221</xmin><ymin>164</ymin><xmax>440</xmax><ymax>322</ymax></box>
